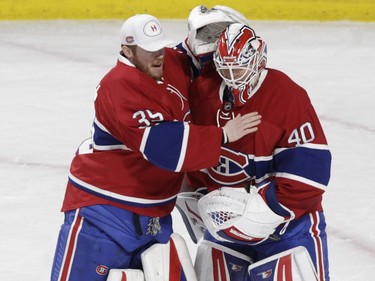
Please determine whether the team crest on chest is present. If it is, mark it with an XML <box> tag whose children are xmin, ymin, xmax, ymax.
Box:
<box><xmin>207</xmin><ymin>147</ymin><xmax>253</xmax><ymax>185</ymax></box>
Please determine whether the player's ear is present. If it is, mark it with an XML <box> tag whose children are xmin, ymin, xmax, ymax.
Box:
<box><xmin>122</xmin><ymin>45</ymin><xmax>135</xmax><ymax>58</ymax></box>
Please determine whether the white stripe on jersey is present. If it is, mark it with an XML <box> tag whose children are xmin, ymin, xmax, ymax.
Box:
<box><xmin>274</xmin><ymin>143</ymin><xmax>330</xmax><ymax>155</ymax></box>
<box><xmin>275</xmin><ymin>172</ymin><xmax>327</xmax><ymax>191</ymax></box>
<box><xmin>175</xmin><ymin>122</ymin><xmax>189</xmax><ymax>172</ymax></box>
<box><xmin>139</xmin><ymin>127</ymin><xmax>150</xmax><ymax>160</ymax></box>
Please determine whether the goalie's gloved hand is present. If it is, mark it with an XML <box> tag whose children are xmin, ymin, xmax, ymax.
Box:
<box><xmin>198</xmin><ymin>187</ymin><xmax>293</xmax><ymax>245</ymax></box>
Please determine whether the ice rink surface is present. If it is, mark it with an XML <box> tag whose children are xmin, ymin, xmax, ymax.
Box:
<box><xmin>0</xmin><ymin>19</ymin><xmax>374</xmax><ymax>280</ymax></box>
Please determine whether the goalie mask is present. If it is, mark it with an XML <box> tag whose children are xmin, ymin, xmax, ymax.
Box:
<box><xmin>214</xmin><ymin>24</ymin><xmax>267</xmax><ymax>107</ymax></box>
<box><xmin>187</xmin><ymin>5</ymin><xmax>248</xmax><ymax>56</ymax></box>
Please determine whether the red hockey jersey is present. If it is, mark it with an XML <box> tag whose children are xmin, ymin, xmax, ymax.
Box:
<box><xmin>188</xmin><ymin>68</ymin><xmax>332</xmax><ymax>219</ymax></box>
<box><xmin>62</xmin><ymin>48</ymin><xmax>223</xmax><ymax>217</ymax></box>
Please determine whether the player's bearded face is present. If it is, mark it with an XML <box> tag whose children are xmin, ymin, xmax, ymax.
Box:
<box><xmin>131</xmin><ymin>46</ymin><xmax>165</xmax><ymax>80</ymax></box>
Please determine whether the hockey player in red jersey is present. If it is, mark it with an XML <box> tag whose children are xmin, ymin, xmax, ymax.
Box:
<box><xmin>187</xmin><ymin>23</ymin><xmax>332</xmax><ymax>281</ymax></box>
<box><xmin>50</xmin><ymin>14</ymin><xmax>262</xmax><ymax>281</ymax></box>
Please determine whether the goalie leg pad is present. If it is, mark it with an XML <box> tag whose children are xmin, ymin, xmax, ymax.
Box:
<box><xmin>141</xmin><ymin>233</ymin><xmax>197</xmax><ymax>281</ymax></box>
<box><xmin>195</xmin><ymin>240</ymin><xmax>252</xmax><ymax>281</ymax></box>
<box><xmin>247</xmin><ymin>246</ymin><xmax>318</xmax><ymax>281</ymax></box>
<box><xmin>107</xmin><ymin>269</ymin><xmax>144</xmax><ymax>281</ymax></box>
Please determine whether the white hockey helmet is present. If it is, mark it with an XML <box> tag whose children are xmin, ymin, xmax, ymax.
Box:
<box><xmin>187</xmin><ymin>5</ymin><xmax>248</xmax><ymax>56</ymax></box>
<box><xmin>213</xmin><ymin>23</ymin><xmax>267</xmax><ymax>105</ymax></box>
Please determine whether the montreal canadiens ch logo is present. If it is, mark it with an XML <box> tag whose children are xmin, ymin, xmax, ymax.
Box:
<box><xmin>208</xmin><ymin>147</ymin><xmax>252</xmax><ymax>185</ymax></box>
<box><xmin>96</xmin><ymin>265</ymin><xmax>109</xmax><ymax>275</ymax></box>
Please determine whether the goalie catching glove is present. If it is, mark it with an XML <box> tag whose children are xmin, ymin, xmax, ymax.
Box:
<box><xmin>198</xmin><ymin>187</ymin><xmax>291</xmax><ymax>244</ymax></box>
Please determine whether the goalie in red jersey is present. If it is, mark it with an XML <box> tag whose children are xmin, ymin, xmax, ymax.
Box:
<box><xmin>185</xmin><ymin>22</ymin><xmax>332</xmax><ymax>281</ymax></box>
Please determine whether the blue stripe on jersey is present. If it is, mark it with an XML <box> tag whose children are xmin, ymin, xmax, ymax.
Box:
<box><xmin>273</xmin><ymin>146</ymin><xmax>331</xmax><ymax>186</ymax></box>
<box><xmin>208</xmin><ymin>145</ymin><xmax>330</xmax><ymax>188</ymax></box>
<box><xmin>93</xmin><ymin>122</ymin><xmax>123</xmax><ymax>146</ymax></box>
<box><xmin>253</xmin><ymin>159</ymin><xmax>274</xmax><ymax>181</ymax></box>
<box><xmin>142</xmin><ymin>122</ymin><xmax>187</xmax><ymax>172</ymax></box>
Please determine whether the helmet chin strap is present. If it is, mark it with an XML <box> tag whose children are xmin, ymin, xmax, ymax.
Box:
<box><xmin>216</xmin><ymin>86</ymin><xmax>235</xmax><ymax>127</ymax></box>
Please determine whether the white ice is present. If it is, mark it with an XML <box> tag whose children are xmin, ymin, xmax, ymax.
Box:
<box><xmin>0</xmin><ymin>19</ymin><xmax>374</xmax><ymax>280</ymax></box>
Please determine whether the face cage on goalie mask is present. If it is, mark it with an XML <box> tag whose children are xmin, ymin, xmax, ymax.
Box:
<box><xmin>214</xmin><ymin>50</ymin><xmax>261</xmax><ymax>90</ymax></box>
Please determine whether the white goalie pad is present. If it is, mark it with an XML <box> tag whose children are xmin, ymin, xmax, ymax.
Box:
<box><xmin>198</xmin><ymin>187</ymin><xmax>285</xmax><ymax>244</ymax></box>
<box><xmin>176</xmin><ymin>192</ymin><xmax>206</xmax><ymax>243</ymax></box>
<box><xmin>247</xmin><ymin>246</ymin><xmax>318</xmax><ymax>281</ymax></box>
<box><xmin>141</xmin><ymin>233</ymin><xmax>197</xmax><ymax>281</ymax></box>
<box><xmin>107</xmin><ymin>269</ymin><xmax>144</xmax><ymax>281</ymax></box>
<box><xmin>195</xmin><ymin>240</ymin><xmax>253</xmax><ymax>281</ymax></box>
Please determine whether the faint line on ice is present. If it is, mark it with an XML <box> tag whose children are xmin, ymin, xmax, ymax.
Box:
<box><xmin>0</xmin><ymin>157</ymin><xmax>68</xmax><ymax>170</ymax></box>
<box><xmin>321</xmin><ymin>115</ymin><xmax>375</xmax><ymax>133</ymax></box>
<box><xmin>328</xmin><ymin>226</ymin><xmax>375</xmax><ymax>258</ymax></box>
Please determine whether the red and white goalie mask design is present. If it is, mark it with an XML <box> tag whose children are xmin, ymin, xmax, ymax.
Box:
<box><xmin>214</xmin><ymin>23</ymin><xmax>267</xmax><ymax>107</ymax></box>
